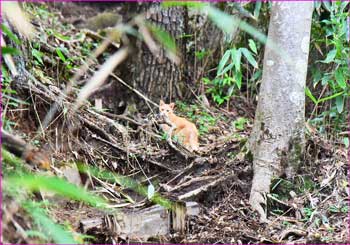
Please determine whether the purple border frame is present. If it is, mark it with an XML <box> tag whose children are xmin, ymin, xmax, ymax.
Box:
<box><xmin>0</xmin><ymin>0</ymin><xmax>349</xmax><ymax>245</ymax></box>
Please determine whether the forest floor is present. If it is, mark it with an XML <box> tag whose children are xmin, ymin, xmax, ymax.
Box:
<box><xmin>3</xmin><ymin>3</ymin><xmax>349</xmax><ymax>244</ymax></box>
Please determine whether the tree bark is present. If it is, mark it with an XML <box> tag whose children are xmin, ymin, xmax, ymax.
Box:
<box><xmin>129</xmin><ymin>3</ymin><xmax>189</xmax><ymax>104</ymax></box>
<box><xmin>248</xmin><ymin>2</ymin><xmax>313</xmax><ymax>221</ymax></box>
<box><xmin>58</xmin><ymin>3</ymin><xmax>245</xmax><ymax>111</ymax></box>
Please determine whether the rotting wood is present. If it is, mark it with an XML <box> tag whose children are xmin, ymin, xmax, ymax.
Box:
<box><xmin>79</xmin><ymin>201</ymin><xmax>200</xmax><ymax>241</ymax></box>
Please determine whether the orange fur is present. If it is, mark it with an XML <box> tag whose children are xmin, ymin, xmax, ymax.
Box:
<box><xmin>159</xmin><ymin>100</ymin><xmax>199</xmax><ymax>152</ymax></box>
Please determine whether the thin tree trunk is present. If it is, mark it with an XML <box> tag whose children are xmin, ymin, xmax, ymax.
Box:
<box><xmin>248</xmin><ymin>2</ymin><xmax>313</xmax><ymax>221</ymax></box>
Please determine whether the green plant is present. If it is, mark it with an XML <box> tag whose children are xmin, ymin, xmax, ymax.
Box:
<box><xmin>328</xmin><ymin>205</ymin><xmax>349</xmax><ymax>213</ymax></box>
<box><xmin>307</xmin><ymin>1</ymin><xmax>350</xmax><ymax>136</ymax></box>
<box><xmin>1</xmin><ymin>25</ymin><xmax>30</xmax><ymax>130</ymax></box>
<box><xmin>302</xmin><ymin>207</ymin><xmax>315</xmax><ymax>221</ymax></box>
<box><xmin>56</xmin><ymin>46</ymin><xmax>74</xmax><ymax>70</ymax></box>
<box><xmin>232</xmin><ymin>117</ymin><xmax>249</xmax><ymax>131</ymax></box>
<box><xmin>176</xmin><ymin>101</ymin><xmax>219</xmax><ymax>135</ymax></box>
<box><xmin>204</xmin><ymin>44</ymin><xmax>259</xmax><ymax>106</ymax></box>
<box><xmin>2</xmin><ymin>148</ymin><xmax>105</xmax><ymax>243</ymax></box>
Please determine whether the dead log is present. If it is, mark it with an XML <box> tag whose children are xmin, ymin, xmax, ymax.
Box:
<box><xmin>1</xmin><ymin>130</ymin><xmax>51</xmax><ymax>170</ymax></box>
<box><xmin>79</xmin><ymin>201</ymin><xmax>200</xmax><ymax>241</ymax></box>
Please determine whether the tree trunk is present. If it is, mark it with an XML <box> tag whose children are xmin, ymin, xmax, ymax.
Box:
<box><xmin>58</xmin><ymin>3</ymin><xmax>245</xmax><ymax>111</ymax></box>
<box><xmin>248</xmin><ymin>2</ymin><xmax>313</xmax><ymax>221</ymax></box>
<box><xmin>129</xmin><ymin>3</ymin><xmax>189</xmax><ymax>104</ymax></box>
<box><xmin>126</xmin><ymin>3</ymin><xmax>243</xmax><ymax>106</ymax></box>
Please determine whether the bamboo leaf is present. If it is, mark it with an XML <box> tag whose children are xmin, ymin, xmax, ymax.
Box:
<box><xmin>205</xmin><ymin>6</ymin><xmax>240</xmax><ymax>35</ymax></box>
<box><xmin>235</xmin><ymin>71</ymin><xmax>242</xmax><ymax>89</ymax></box>
<box><xmin>147</xmin><ymin>23</ymin><xmax>177</xmax><ymax>54</ymax></box>
<box><xmin>6</xmin><ymin>174</ymin><xmax>108</xmax><ymax>208</ymax></box>
<box><xmin>318</xmin><ymin>91</ymin><xmax>344</xmax><ymax>103</ymax></box>
<box><xmin>322</xmin><ymin>0</ymin><xmax>332</xmax><ymax>12</ymax></box>
<box><xmin>248</xmin><ymin>39</ymin><xmax>257</xmax><ymax>54</ymax></box>
<box><xmin>231</xmin><ymin>48</ymin><xmax>242</xmax><ymax>71</ymax></box>
<box><xmin>254</xmin><ymin>1</ymin><xmax>262</xmax><ymax>19</ymax></box>
<box><xmin>321</xmin><ymin>49</ymin><xmax>337</xmax><ymax>63</ymax></box>
<box><xmin>217</xmin><ymin>50</ymin><xmax>231</xmax><ymax>76</ymax></box>
<box><xmin>335</xmin><ymin>69</ymin><xmax>346</xmax><ymax>89</ymax></box>
<box><xmin>335</xmin><ymin>95</ymin><xmax>344</xmax><ymax>113</ymax></box>
<box><xmin>218</xmin><ymin>62</ymin><xmax>234</xmax><ymax>76</ymax></box>
<box><xmin>240</xmin><ymin>48</ymin><xmax>258</xmax><ymax>68</ymax></box>
<box><xmin>305</xmin><ymin>87</ymin><xmax>318</xmax><ymax>104</ymax></box>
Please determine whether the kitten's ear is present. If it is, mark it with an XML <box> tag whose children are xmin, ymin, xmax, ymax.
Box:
<box><xmin>169</xmin><ymin>103</ymin><xmax>175</xmax><ymax>109</ymax></box>
<box><xmin>160</xmin><ymin>100</ymin><xmax>165</xmax><ymax>106</ymax></box>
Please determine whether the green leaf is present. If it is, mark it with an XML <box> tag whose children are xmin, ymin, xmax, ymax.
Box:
<box><xmin>321</xmin><ymin>49</ymin><xmax>337</xmax><ymax>63</ymax></box>
<box><xmin>202</xmin><ymin>77</ymin><xmax>211</xmax><ymax>84</ymax></box>
<box><xmin>318</xmin><ymin>91</ymin><xmax>344</xmax><ymax>103</ymax></box>
<box><xmin>217</xmin><ymin>50</ymin><xmax>231</xmax><ymax>76</ymax></box>
<box><xmin>54</xmin><ymin>32</ymin><xmax>71</xmax><ymax>41</ymax></box>
<box><xmin>6</xmin><ymin>174</ymin><xmax>108</xmax><ymax>208</ymax></box>
<box><xmin>56</xmin><ymin>48</ymin><xmax>67</xmax><ymax>62</ymax></box>
<box><xmin>2</xmin><ymin>24</ymin><xmax>21</xmax><ymax>45</ymax></box>
<box><xmin>23</xmin><ymin>201</ymin><xmax>78</xmax><ymax>244</ymax></box>
<box><xmin>340</xmin><ymin>1</ymin><xmax>349</xmax><ymax>12</ymax></box>
<box><xmin>322</xmin><ymin>1</ymin><xmax>332</xmax><ymax>12</ymax></box>
<box><xmin>321</xmin><ymin>75</ymin><xmax>330</xmax><ymax>86</ymax></box>
<box><xmin>2</xmin><ymin>47</ymin><xmax>20</xmax><ymax>55</ymax></box>
<box><xmin>235</xmin><ymin>71</ymin><xmax>242</xmax><ymax>89</ymax></box>
<box><xmin>231</xmin><ymin>48</ymin><xmax>241</xmax><ymax>71</ymax></box>
<box><xmin>343</xmin><ymin>137</ymin><xmax>349</xmax><ymax>148</ymax></box>
<box><xmin>2</xmin><ymin>94</ymin><xmax>30</xmax><ymax>105</ymax></box>
<box><xmin>335</xmin><ymin>69</ymin><xmax>347</xmax><ymax>89</ymax></box>
<box><xmin>147</xmin><ymin>23</ymin><xmax>177</xmax><ymax>54</ymax></box>
<box><xmin>313</xmin><ymin>1</ymin><xmax>322</xmax><ymax>10</ymax></box>
<box><xmin>240</xmin><ymin>48</ymin><xmax>258</xmax><ymax>68</ymax></box>
<box><xmin>233</xmin><ymin>117</ymin><xmax>248</xmax><ymax>131</ymax></box>
<box><xmin>219</xmin><ymin>62</ymin><xmax>234</xmax><ymax>76</ymax></box>
<box><xmin>251</xmin><ymin>70</ymin><xmax>262</xmax><ymax>81</ymax></box>
<box><xmin>205</xmin><ymin>6</ymin><xmax>240</xmax><ymax>34</ymax></box>
<box><xmin>335</xmin><ymin>95</ymin><xmax>344</xmax><ymax>113</ymax></box>
<box><xmin>32</xmin><ymin>49</ymin><xmax>44</xmax><ymax>65</ymax></box>
<box><xmin>254</xmin><ymin>1</ymin><xmax>262</xmax><ymax>19</ymax></box>
<box><xmin>197</xmin><ymin>5</ymin><xmax>268</xmax><ymax>45</ymax></box>
<box><xmin>305</xmin><ymin>87</ymin><xmax>318</xmax><ymax>104</ymax></box>
<box><xmin>248</xmin><ymin>39</ymin><xmax>257</xmax><ymax>54</ymax></box>
<box><xmin>25</xmin><ymin>230</ymin><xmax>49</xmax><ymax>240</ymax></box>
<box><xmin>147</xmin><ymin>184</ymin><xmax>155</xmax><ymax>199</ymax></box>
<box><xmin>195</xmin><ymin>49</ymin><xmax>208</xmax><ymax>60</ymax></box>
<box><xmin>227</xmin><ymin>85</ymin><xmax>235</xmax><ymax>97</ymax></box>
<box><xmin>209</xmin><ymin>5</ymin><xmax>268</xmax><ymax>44</ymax></box>
<box><xmin>2</xmin><ymin>88</ymin><xmax>17</xmax><ymax>94</ymax></box>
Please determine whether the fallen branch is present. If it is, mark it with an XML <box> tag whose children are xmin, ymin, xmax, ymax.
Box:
<box><xmin>178</xmin><ymin>174</ymin><xmax>229</xmax><ymax>200</ymax></box>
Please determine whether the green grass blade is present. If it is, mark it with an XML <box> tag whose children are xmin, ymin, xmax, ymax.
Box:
<box><xmin>6</xmin><ymin>174</ymin><xmax>108</xmax><ymax>208</ymax></box>
<box><xmin>23</xmin><ymin>201</ymin><xmax>78</xmax><ymax>244</ymax></box>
